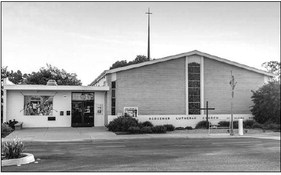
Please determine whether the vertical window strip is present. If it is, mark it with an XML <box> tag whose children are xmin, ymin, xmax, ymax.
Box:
<box><xmin>111</xmin><ymin>81</ymin><xmax>116</xmax><ymax>115</ymax></box>
<box><xmin>188</xmin><ymin>63</ymin><xmax>201</xmax><ymax>115</ymax></box>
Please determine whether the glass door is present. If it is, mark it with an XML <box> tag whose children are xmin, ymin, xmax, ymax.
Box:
<box><xmin>71</xmin><ymin>93</ymin><xmax>94</xmax><ymax>127</ymax></box>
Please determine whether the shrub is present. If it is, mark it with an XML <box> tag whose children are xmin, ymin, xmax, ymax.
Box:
<box><xmin>185</xmin><ymin>126</ymin><xmax>193</xmax><ymax>130</ymax></box>
<box><xmin>107</xmin><ymin>116</ymin><xmax>139</xmax><ymax>132</ymax></box>
<box><xmin>4</xmin><ymin>119</ymin><xmax>18</xmax><ymax>130</ymax></box>
<box><xmin>252</xmin><ymin>122</ymin><xmax>263</xmax><ymax>129</ymax></box>
<box><xmin>218</xmin><ymin>121</ymin><xmax>238</xmax><ymax>129</ymax></box>
<box><xmin>263</xmin><ymin>122</ymin><xmax>280</xmax><ymax>131</ymax></box>
<box><xmin>195</xmin><ymin>121</ymin><xmax>211</xmax><ymax>129</ymax></box>
<box><xmin>152</xmin><ymin>125</ymin><xmax>167</xmax><ymax>133</ymax></box>
<box><xmin>250</xmin><ymin>82</ymin><xmax>280</xmax><ymax>124</ymax></box>
<box><xmin>243</xmin><ymin>120</ymin><xmax>255</xmax><ymax>129</ymax></box>
<box><xmin>128</xmin><ymin>126</ymin><xmax>141</xmax><ymax>134</ymax></box>
<box><xmin>141</xmin><ymin>121</ymin><xmax>154</xmax><ymax>127</ymax></box>
<box><xmin>163</xmin><ymin>124</ymin><xmax>175</xmax><ymax>131</ymax></box>
<box><xmin>175</xmin><ymin>127</ymin><xmax>185</xmax><ymax>130</ymax></box>
<box><xmin>140</xmin><ymin>126</ymin><xmax>153</xmax><ymax>133</ymax></box>
<box><xmin>218</xmin><ymin>121</ymin><xmax>229</xmax><ymax>127</ymax></box>
<box><xmin>1</xmin><ymin>123</ymin><xmax>13</xmax><ymax>138</ymax></box>
<box><xmin>2</xmin><ymin>138</ymin><xmax>25</xmax><ymax>159</ymax></box>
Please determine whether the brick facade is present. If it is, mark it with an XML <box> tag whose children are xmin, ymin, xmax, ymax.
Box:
<box><xmin>204</xmin><ymin>57</ymin><xmax>266</xmax><ymax>114</ymax></box>
<box><xmin>104</xmin><ymin>54</ymin><xmax>268</xmax><ymax>117</ymax></box>
<box><xmin>115</xmin><ymin>57</ymin><xmax>186</xmax><ymax>115</ymax></box>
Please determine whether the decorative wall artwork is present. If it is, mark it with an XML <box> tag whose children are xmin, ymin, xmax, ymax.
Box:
<box><xmin>24</xmin><ymin>96</ymin><xmax>53</xmax><ymax>116</ymax></box>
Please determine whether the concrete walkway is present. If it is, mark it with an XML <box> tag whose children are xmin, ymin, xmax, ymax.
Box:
<box><xmin>2</xmin><ymin>127</ymin><xmax>280</xmax><ymax>142</ymax></box>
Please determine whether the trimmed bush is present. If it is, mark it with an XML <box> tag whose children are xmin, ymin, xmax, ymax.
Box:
<box><xmin>140</xmin><ymin>126</ymin><xmax>153</xmax><ymax>133</ymax></box>
<box><xmin>185</xmin><ymin>126</ymin><xmax>193</xmax><ymax>130</ymax></box>
<box><xmin>195</xmin><ymin>121</ymin><xmax>211</xmax><ymax>129</ymax></box>
<box><xmin>218</xmin><ymin>121</ymin><xmax>238</xmax><ymax>129</ymax></box>
<box><xmin>263</xmin><ymin>122</ymin><xmax>280</xmax><ymax>131</ymax></box>
<box><xmin>4</xmin><ymin>119</ymin><xmax>18</xmax><ymax>130</ymax></box>
<box><xmin>218</xmin><ymin>121</ymin><xmax>229</xmax><ymax>127</ymax></box>
<box><xmin>107</xmin><ymin>116</ymin><xmax>139</xmax><ymax>132</ymax></box>
<box><xmin>2</xmin><ymin>138</ymin><xmax>25</xmax><ymax>159</ymax></box>
<box><xmin>1</xmin><ymin>123</ymin><xmax>13</xmax><ymax>138</ymax></box>
<box><xmin>243</xmin><ymin>120</ymin><xmax>255</xmax><ymax>129</ymax></box>
<box><xmin>175</xmin><ymin>127</ymin><xmax>185</xmax><ymax>130</ymax></box>
<box><xmin>152</xmin><ymin>125</ymin><xmax>167</xmax><ymax>133</ymax></box>
<box><xmin>128</xmin><ymin>126</ymin><xmax>141</xmax><ymax>134</ymax></box>
<box><xmin>252</xmin><ymin>122</ymin><xmax>263</xmax><ymax>129</ymax></box>
<box><xmin>141</xmin><ymin>121</ymin><xmax>153</xmax><ymax>127</ymax></box>
<box><xmin>163</xmin><ymin>124</ymin><xmax>175</xmax><ymax>131</ymax></box>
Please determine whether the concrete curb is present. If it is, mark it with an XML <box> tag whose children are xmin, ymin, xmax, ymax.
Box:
<box><xmin>2</xmin><ymin>153</ymin><xmax>35</xmax><ymax>167</ymax></box>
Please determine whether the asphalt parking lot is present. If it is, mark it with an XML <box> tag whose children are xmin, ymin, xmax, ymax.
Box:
<box><xmin>2</xmin><ymin>137</ymin><xmax>280</xmax><ymax>172</ymax></box>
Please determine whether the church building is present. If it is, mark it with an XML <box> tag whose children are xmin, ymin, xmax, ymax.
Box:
<box><xmin>3</xmin><ymin>50</ymin><xmax>274</xmax><ymax>128</ymax></box>
<box><xmin>90</xmin><ymin>50</ymin><xmax>273</xmax><ymax>127</ymax></box>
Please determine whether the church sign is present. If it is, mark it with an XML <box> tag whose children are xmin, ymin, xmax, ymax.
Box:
<box><xmin>124</xmin><ymin>107</ymin><xmax>138</xmax><ymax>117</ymax></box>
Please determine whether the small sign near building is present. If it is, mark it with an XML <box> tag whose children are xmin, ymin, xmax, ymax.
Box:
<box><xmin>124</xmin><ymin>107</ymin><xmax>138</xmax><ymax>117</ymax></box>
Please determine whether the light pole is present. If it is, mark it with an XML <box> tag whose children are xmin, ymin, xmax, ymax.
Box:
<box><xmin>229</xmin><ymin>71</ymin><xmax>237</xmax><ymax>136</ymax></box>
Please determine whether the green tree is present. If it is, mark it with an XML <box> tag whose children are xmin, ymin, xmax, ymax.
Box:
<box><xmin>250</xmin><ymin>81</ymin><xmax>280</xmax><ymax>124</ymax></box>
<box><xmin>110</xmin><ymin>55</ymin><xmax>149</xmax><ymax>69</ymax></box>
<box><xmin>262</xmin><ymin>61</ymin><xmax>280</xmax><ymax>82</ymax></box>
<box><xmin>1</xmin><ymin>67</ymin><xmax>26</xmax><ymax>84</ymax></box>
<box><xmin>110</xmin><ymin>60</ymin><xmax>128</xmax><ymax>70</ymax></box>
<box><xmin>23</xmin><ymin>64</ymin><xmax>82</xmax><ymax>85</ymax></box>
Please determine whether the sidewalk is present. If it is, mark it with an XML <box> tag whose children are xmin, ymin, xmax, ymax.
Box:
<box><xmin>2</xmin><ymin>127</ymin><xmax>280</xmax><ymax>142</ymax></box>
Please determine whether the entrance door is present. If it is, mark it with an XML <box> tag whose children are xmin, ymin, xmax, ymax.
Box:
<box><xmin>71</xmin><ymin>93</ymin><xmax>94</xmax><ymax>127</ymax></box>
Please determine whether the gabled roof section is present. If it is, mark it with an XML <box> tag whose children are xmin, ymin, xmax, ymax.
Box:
<box><xmin>91</xmin><ymin>50</ymin><xmax>275</xmax><ymax>85</ymax></box>
<box><xmin>89</xmin><ymin>70</ymin><xmax>107</xmax><ymax>86</ymax></box>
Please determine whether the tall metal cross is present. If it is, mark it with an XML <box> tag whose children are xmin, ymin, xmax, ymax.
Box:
<box><xmin>145</xmin><ymin>8</ymin><xmax>152</xmax><ymax>60</ymax></box>
<box><xmin>200</xmin><ymin>101</ymin><xmax>215</xmax><ymax>129</ymax></box>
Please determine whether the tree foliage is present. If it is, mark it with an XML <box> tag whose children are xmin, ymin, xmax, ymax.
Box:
<box><xmin>110</xmin><ymin>55</ymin><xmax>150</xmax><ymax>69</ymax></box>
<box><xmin>250</xmin><ymin>81</ymin><xmax>280</xmax><ymax>124</ymax></box>
<box><xmin>1</xmin><ymin>64</ymin><xmax>82</xmax><ymax>85</ymax></box>
<box><xmin>1</xmin><ymin>67</ymin><xmax>27</xmax><ymax>84</ymax></box>
<box><xmin>262</xmin><ymin>61</ymin><xmax>280</xmax><ymax>82</ymax></box>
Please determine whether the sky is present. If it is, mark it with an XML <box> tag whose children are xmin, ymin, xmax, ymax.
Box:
<box><xmin>2</xmin><ymin>2</ymin><xmax>280</xmax><ymax>85</ymax></box>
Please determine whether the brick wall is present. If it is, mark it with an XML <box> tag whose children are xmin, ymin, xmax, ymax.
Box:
<box><xmin>116</xmin><ymin>57</ymin><xmax>186</xmax><ymax>115</ymax></box>
<box><xmin>204</xmin><ymin>57</ymin><xmax>266</xmax><ymax>114</ymax></box>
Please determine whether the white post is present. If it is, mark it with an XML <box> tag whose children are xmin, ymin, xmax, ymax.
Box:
<box><xmin>238</xmin><ymin>119</ymin><xmax>243</xmax><ymax>135</ymax></box>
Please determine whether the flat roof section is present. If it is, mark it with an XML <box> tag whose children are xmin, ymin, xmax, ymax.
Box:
<box><xmin>4</xmin><ymin>84</ymin><xmax>109</xmax><ymax>91</ymax></box>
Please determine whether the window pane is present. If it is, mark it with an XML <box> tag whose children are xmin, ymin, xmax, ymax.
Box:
<box><xmin>111</xmin><ymin>107</ymin><xmax>116</xmax><ymax>115</ymax></box>
<box><xmin>111</xmin><ymin>81</ymin><xmax>116</xmax><ymax>89</ymax></box>
<box><xmin>24</xmin><ymin>96</ymin><xmax>53</xmax><ymax>116</ymax></box>
<box><xmin>188</xmin><ymin>62</ymin><xmax>200</xmax><ymax>67</ymax></box>
<box><xmin>189</xmin><ymin>103</ymin><xmax>200</xmax><ymax>114</ymax></box>
<box><xmin>188</xmin><ymin>88</ymin><xmax>200</xmax><ymax>95</ymax></box>
<box><xmin>188</xmin><ymin>80</ymin><xmax>200</xmax><ymax>87</ymax></box>
<box><xmin>188</xmin><ymin>73</ymin><xmax>200</xmax><ymax>80</ymax></box>
<box><xmin>188</xmin><ymin>66</ymin><xmax>200</xmax><ymax>73</ymax></box>
<box><xmin>111</xmin><ymin>98</ymin><xmax>116</xmax><ymax>107</ymax></box>
<box><xmin>188</xmin><ymin>95</ymin><xmax>200</xmax><ymax>102</ymax></box>
<box><xmin>112</xmin><ymin>90</ymin><xmax>115</xmax><ymax>98</ymax></box>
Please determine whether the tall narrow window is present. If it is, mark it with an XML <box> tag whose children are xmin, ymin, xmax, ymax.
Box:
<box><xmin>111</xmin><ymin>81</ymin><xmax>116</xmax><ymax>115</ymax></box>
<box><xmin>188</xmin><ymin>62</ymin><xmax>200</xmax><ymax>114</ymax></box>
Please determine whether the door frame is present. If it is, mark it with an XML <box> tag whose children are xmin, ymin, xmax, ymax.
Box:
<box><xmin>71</xmin><ymin>92</ymin><xmax>95</xmax><ymax>127</ymax></box>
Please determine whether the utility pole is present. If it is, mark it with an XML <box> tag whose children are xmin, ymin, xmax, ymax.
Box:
<box><xmin>145</xmin><ymin>8</ymin><xmax>152</xmax><ymax>60</ymax></box>
<box><xmin>229</xmin><ymin>71</ymin><xmax>237</xmax><ymax>136</ymax></box>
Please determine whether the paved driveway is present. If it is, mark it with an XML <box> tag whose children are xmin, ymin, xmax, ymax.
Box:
<box><xmin>2</xmin><ymin>137</ymin><xmax>280</xmax><ymax>171</ymax></box>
